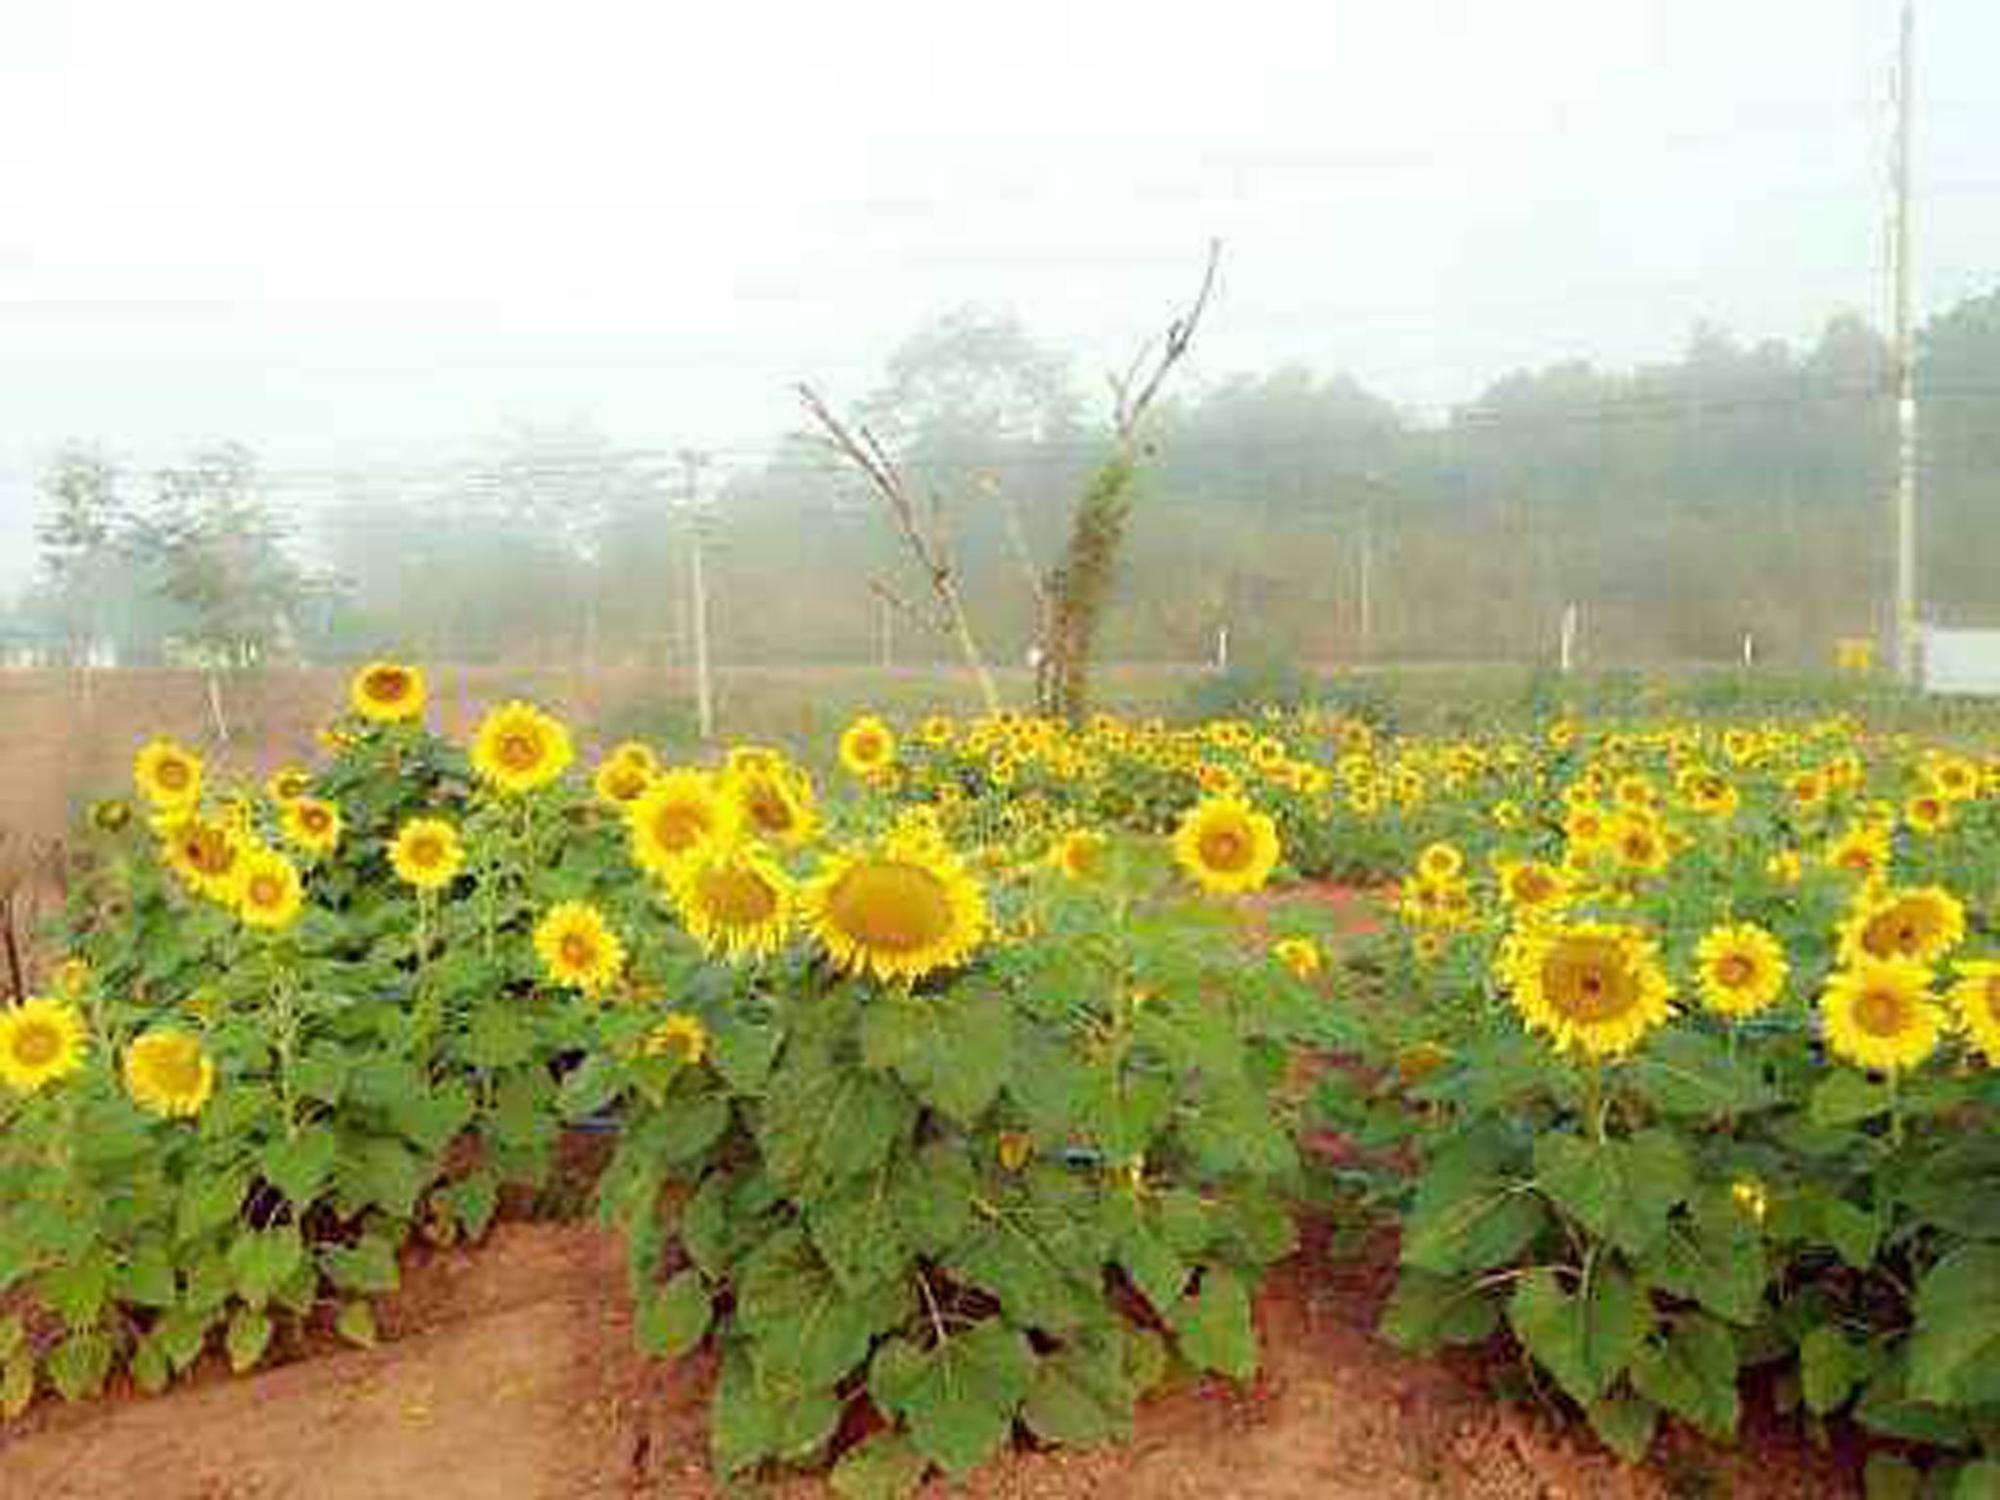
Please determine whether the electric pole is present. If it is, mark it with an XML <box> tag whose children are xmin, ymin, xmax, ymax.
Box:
<box><xmin>678</xmin><ymin>448</ymin><xmax>715</xmax><ymax>739</ymax></box>
<box><xmin>1890</xmin><ymin>0</ymin><xmax>1920</xmax><ymax>684</ymax></box>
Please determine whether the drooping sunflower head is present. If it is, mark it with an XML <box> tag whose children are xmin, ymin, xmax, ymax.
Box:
<box><xmin>1049</xmin><ymin>828</ymin><xmax>1109</xmax><ymax>882</ymax></box>
<box><xmin>1415</xmin><ymin>841</ymin><xmax>1465</xmax><ymax>883</ymax></box>
<box><xmin>532</xmin><ymin>900</ymin><xmax>626</xmax><ymax>995</ymax></box>
<box><xmin>1821</xmin><ymin>957</ymin><xmax>1942</xmax><ymax>1073</ymax></box>
<box><xmin>1504</xmin><ymin>919</ymin><xmax>1674</xmax><ymax>1059</ymax></box>
<box><xmin>0</xmin><ymin>997</ymin><xmax>89</xmax><ymax>1096</ymax></box>
<box><xmin>123</xmin><ymin>1029</ymin><xmax>215</xmax><ymax>1118</ymax></box>
<box><xmin>162</xmin><ymin>817</ymin><xmax>246</xmax><ymax>903</ymax></box>
<box><xmin>593</xmin><ymin>748</ymin><xmax>657</xmax><ymax>809</ymax></box>
<box><xmin>233</xmin><ymin>849</ymin><xmax>305</xmax><ymax>931</ymax></box>
<box><xmin>726</xmin><ymin>763</ymin><xmax>819</xmax><ymax>849</ymax></box>
<box><xmin>1496</xmin><ymin>858</ymin><xmax>1571</xmax><ymax>913</ymax></box>
<box><xmin>471</xmin><ymin>701</ymin><xmax>575</xmax><ymax>795</ymax></box>
<box><xmin>1171</xmin><ymin>795</ymin><xmax>1281</xmax><ymax>896</ymax></box>
<box><xmin>1272</xmin><ymin>936</ymin><xmax>1323</xmax><ymax>981</ymax></box>
<box><xmin>134</xmin><ymin>737</ymin><xmax>203</xmax><ymax>810</ymax></box>
<box><xmin>265</xmin><ymin>765</ymin><xmax>313</xmax><ymax>803</ymax></box>
<box><xmin>671</xmin><ymin>838</ymin><xmax>795</xmax><ymax>963</ymax></box>
<box><xmin>838</xmin><ymin>714</ymin><xmax>898</xmax><ymax>779</ymax></box>
<box><xmin>644</xmin><ymin>1012</ymin><xmax>709</xmax><ymax>1067</ymax></box>
<box><xmin>280</xmin><ymin>796</ymin><xmax>342</xmax><ymax>857</ymax></box>
<box><xmin>628</xmin><ymin>770</ymin><xmax>740</xmax><ymax>878</ymax></box>
<box><xmin>1949</xmin><ymin>959</ymin><xmax>2000</xmax><ymax>1064</ymax></box>
<box><xmin>1694</xmin><ymin>922</ymin><xmax>1789</xmax><ymax>1018</ymax></box>
<box><xmin>349</xmin><ymin>661</ymin><xmax>427</xmax><ymax>724</ymax></box>
<box><xmin>802</xmin><ymin>837</ymin><xmax>989</xmax><ymax>984</ymax></box>
<box><xmin>1839</xmin><ymin>885</ymin><xmax>1966</xmax><ymax>967</ymax></box>
<box><xmin>390</xmin><ymin>817</ymin><xmax>465</xmax><ymax>892</ymax></box>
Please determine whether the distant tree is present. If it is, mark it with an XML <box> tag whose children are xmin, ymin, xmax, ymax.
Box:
<box><xmin>34</xmin><ymin>442</ymin><xmax>125</xmax><ymax>668</ymax></box>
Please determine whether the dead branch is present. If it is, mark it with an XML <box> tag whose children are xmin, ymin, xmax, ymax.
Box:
<box><xmin>1110</xmin><ymin>238</ymin><xmax>1221</xmax><ymax>443</ymax></box>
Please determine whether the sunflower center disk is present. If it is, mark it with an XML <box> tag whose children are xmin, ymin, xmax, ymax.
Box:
<box><xmin>498</xmin><ymin>733</ymin><xmax>542</xmax><ymax>772</ymax></box>
<box><xmin>1853</xmin><ymin>988</ymin><xmax>1908</xmax><ymax>1038</ymax></box>
<box><xmin>1198</xmin><ymin>827</ymin><xmax>1251</xmax><ymax>873</ymax></box>
<box><xmin>827</xmin><ymin>863</ymin><xmax>953</xmax><ymax>953</ymax></box>
<box><xmin>1545</xmin><ymin>941</ymin><xmax>1636</xmax><ymax>1023</ymax></box>
<box><xmin>698</xmin><ymin>867</ymin><xmax>779</xmax><ymax>925</ymax></box>
<box><xmin>12</xmin><ymin>1025</ymin><xmax>60</xmax><ymax>1067</ymax></box>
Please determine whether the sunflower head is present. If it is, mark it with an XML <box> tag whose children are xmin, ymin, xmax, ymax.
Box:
<box><xmin>1949</xmin><ymin>959</ymin><xmax>2000</xmax><ymax>1064</ymax></box>
<box><xmin>1824</xmin><ymin>823</ymin><xmax>1891</xmax><ymax>882</ymax></box>
<box><xmin>1050</xmin><ymin>828</ymin><xmax>1108</xmax><ymax>882</ymax></box>
<box><xmin>1904</xmin><ymin>792</ymin><xmax>1952</xmax><ymax>835</ymax></box>
<box><xmin>233</xmin><ymin>849</ymin><xmax>305</xmax><ymax>930</ymax></box>
<box><xmin>471</xmin><ymin>701</ymin><xmax>575</xmax><ymax>795</ymax></box>
<box><xmin>390</xmin><ymin>817</ymin><xmax>465</xmax><ymax>891</ymax></box>
<box><xmin>280</xmin><ymin>796</ymin><xmax>342</xmax><ymax>857</ymax></box>
<box><xmin>838</xmin><ymin>715</ymin><xmax>898</xmax><ymax>779</ymax></box>
<box><xmin>1272</xmin><ymin>936</ymin><xmax>1323</xmax><ymax>980</ymax></box>
<box><xmin>163</xmin><ymin>817</ymin><xmax>247</xmax><ymax>903</ymax></box>
<box><xmin>1839</xmin><ymin>885</ymin><xmax>1966</xmax><ymax>967</ymax></box>
<box><xmin>1171</xmin><ymin>795</ymin><xmax>1281</xmax><ymax>896</ymax></box>
<box><xmin>533</xmin><ymin>901</ymin><xmax>626</xmax><ymax>995</ymax></box>
<box><xmin>0</xmin><ymin>998</ymin><xmax>89</xmax><ymax>1096</ymax></box>
<box><xmin>134</xmin><ymin>737</ymin><xmax>203</xmax><ymax>809</ymax></box>
<box><xmin>1497</xmin><ymin>858</ymin><xmax>1570</xmax><ymax>913</ymax></box>
<box><xmin>1821</xmin><ymin>957</ymin><xmax>1942</xmax><ymax>1073</ymax></box>
<box><xmin>1694</xmin><ymin>922</ymin><xmax>1789</xmax><ymax>1018</ymax></box>
<box><xmin>1415</xmin><ymin>842</ymin><xmax>1465</xmax><ymax>883</ymax></box>
<box><xmin>123</xmin><ymin>1029</ymin><xmax>215</xmax><ymax>1118</ymax></box>
<box><xmin>1503</xmin><ymin>919</ymin><xmax>1674</xmax><ymax>1059</ymax></box>
<box><xmin>726</xmin><ymin>763</ymin><xmax>819</xmax><ymax>849</ymax></box>
<box><xmin>350</xmin><ymin>661</ymin><xmax>427</xmax><ymax>724</ymax></box>
<box><xmin>265</xmin><ymin>766</ymin><xmax>314</xmax><ymax>803</ymax></box>
<box><xmin>802</xmin><ymin>836</ymin><xmax>989</xmax><ymax>985</ymax></box>
<box><xmin>593</xmin><ymin>752</ymin><xmax>657</xmax><ymax>809</ymax></box>
<box><xmin>670</xmin><ymin>838</ymin><xmax>795</xmax><ymax>963</ymax></box>
<box><xmin>628</xmin><ymin>770</ymin><xmax>740</xmax><ymax>877</ymax></box>
<box><xmin>644</xmin><ymin>1012</ymin><xmax>710</xmax><ymax>1067</ymax></box>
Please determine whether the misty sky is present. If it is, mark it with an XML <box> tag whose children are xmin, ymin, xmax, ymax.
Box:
<box><xmin>2</xmin><ymin>0</ymin><xmax>1997</xmax><ymax>590</ymax></box>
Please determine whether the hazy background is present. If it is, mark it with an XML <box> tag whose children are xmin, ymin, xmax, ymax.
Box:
<box><xmin>1</xmin><ymin>0</ymin><xmax>1996</xmax><ymax>666</ymax></box>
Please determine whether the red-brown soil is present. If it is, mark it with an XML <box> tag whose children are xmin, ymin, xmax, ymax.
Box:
<box><xmin>0</xmin><ymin>1220</ymin><xmax>1855</xmax><ymax>1500</ymax></box>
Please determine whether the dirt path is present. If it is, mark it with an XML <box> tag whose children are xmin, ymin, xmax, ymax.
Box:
<box><xmin>0</xmin><ymin>1222</ymin><xmax>1854</xmax><ymax>1500</ymax></box>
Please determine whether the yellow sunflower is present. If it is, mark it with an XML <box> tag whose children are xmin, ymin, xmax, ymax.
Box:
<box><xmin>628</xmin><ymin>770</ymin><xmax>739</xmax><ymax>877</ymax></box>
<box><xmin>1838</xmin><ymin>885</ymin><xmax>1966</xmax><ymax>967</ymax></box>
<box><xmin>265</xmin><ymin>765</ymin><xmax>313</xmax><ymax>803</ymax></box>
<box><xmin>1821</xmin><ymin>957</ymin><xmax>1942</xmax><ymax>1073</ymax></box>
<box><xmin>123</xmin><ymin>1029</ymin><xmax>216</xmax><ymax>1118</ymax></box>
<box><xmin>1496</xmin><ymin>857</ymin><xmax>1572</xmax><ymax>914</ymax></box>
<box><xmin>1503</xmin><ymin>920</ymin><xmax>1674</xmax><ymax>1059</ymax></box>
<box><xmin>233</xmin><ymin>849</ymin><xmax>305</xmax><ymax>930</ymax></box>
<box><xmin>1609</xmin><ymin>812</ymin><xmax>1671</xmax><ymax>875</ymax></box>
<box><xmin>1948</xmin><ymin>959</ymin><xmax>2000</xmax><ymax>1064</ymax></box>
<box><xmin>670</xmin><ymin>838</ymin><xmax>795</xmax><ymax>962</ymax></box>
<box><xmin>390</xmin><ymin>817</ymin><xmax>466</xmax><ymax>892</ymax></box>
<box><xmin>280</xmin><ymin>796</ymin><xmax>342</xmax><ymax>857</ymax></box>
<box><xmin>1415</xmin><ymin>842</ymin><xmax>1465</xmax><ymax>883</ymax></box>
<box><xmin>593</xmin><ymin>749</ymin><xmax>657</xmax><ymax>809</ymax></box>
<box><xmin>1824</xmin><ymin>823</ymin><xmax>1891</xmax><ymax>883</ymax></box>
<box><xmin>0</xmin><ymin>998</ymin><xmax>89</xmax><ymax>1095</ymax></box>
<box><xmin>1170</xmin><ymin>795</ymin><xmax>1281</xmax><ymax>896</ymax></box>
<box><xmin>838</xmin><ymin>714</ymin><xmax>898</xmax><ymax>779</ymax></box>
<box><xmin>471</xmin><ymin>700</ymin><xmax>575</xmax><ymax>795</ymax></box>
<box><xmin>162</xmin><ymin>817</ymin><xmax>247</xmax><ymax>904</ymax></box>
<box><xmin>1904</xmin><ymin>792</ymin><xmax>1953</xmax><ymax>836</ymax></box>
<box><xmin>533</xmin><ymin>901</ymin><xmax>626</xmax><ymax>995</ymax></box>
<box><xmin>1272</xmin><ymin>936</ymin><xmax>1323</xmax><ymax>980</ymax></box>
<box><xmin>349</xmin><ymin>660</ymin><xmax>427</xmax><ymax>724</ymax></box>
<box><xmin>1694</xmin><ymin>922</ymin><xmax>1789</xmax><ymax>1018</ymax></box>
<box><xmin>644</xmin><ymin>1012</ymin><xmax>709</xmax><ymax>1066</ymax></box>
<box><xmin>726</xmin><ymin>763</ymin><xmax>819</xmax><ymax>849</ymax></box>
<box><xmin>1050</xmin><ymin>828</ymin><xmax>1109</xmax><ymax>882</ymax></box>
<box><xmin>802</xmin><ymin>837</ymin><xmax>989</xmax><ymax>984</ymax></box>
<box><xmin>134</xmin><ymin>737</ymin><xmax>203</xmax><ymax>809</ymax></box>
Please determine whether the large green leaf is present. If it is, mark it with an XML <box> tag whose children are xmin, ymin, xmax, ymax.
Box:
<box><xmin>735</xmin><ymin>1229</ymin><xmax>910</xmax><ymax>1390</ymax></box>
<box><xmin>229</xmin><ymin>1226</ymin><xmax>304</xmax><ymax>1310</ymax></box>
<box><xmin>1800</xmin><ymin>1325</ymin><xmax>1876</xmax><ymax>1416</ymax></box>
<box><xmin>1909</xmin><ymin>1245</ymin><xmax>2000</xmax><ymax>1406</ymax></box>
<box><xmin>1533</xmin><ymin>1129</ymin><xmax>1690</xmax><ymax>1257</ymax></box>
<box><xmin>830</xmin><ymin>1430</ymin><xmax>929</xmax><ymax>1500</ymax></box>
<box><xmin>1401</xmin><ymin>1130</ymin><xmax>1545</xmax><ymax>1276</ymax></box>
<box><xmin>1168</xmin><ymin>1267</ymin><xmax>1258</xmax><ymax>1380</ymax></box>
<box><xmin>635</xmin><ymin>1270</ymin><xmax>711</xmax><ymax>1361</ymax></box>
<box><xmin>869</xmin><ymin>1320</ymin><xmax>1035</xmax><ymax>1475</ymax></box>
<box><xmin>1636</xmin><ymin>1188</ymin><xmax>1766</xmax><ymax>1325</ymax></box>
<box><xmin>1506</xmin><ymin>1264</ymin><xmax>1648</xmax><ymax>1405</ymax></box>
<box><xmin>261</xmin><ymin>1127</ymin><xmax>339</xmax><ymax>1210</ymax></box>
<box><xmin>1378</xmin><ymin>1268</ymin><xmax>1502</xmax><ymax>1354</ymax></box>
<box><xmin>1020</xmin><ymin>1329</ymin><xmax>1139</xmax><ymax>1448</ymax></box>
<box><xmin>1629</xmin><ymin>1313</ymin><xmax>1739</xmax><ymax>1440</ymax></box>
<box><xmin>860</xmin><ymin>988</ymin><xmax>1013</xmax><ymax>1127</ymax></box>
<box><xmin>758</xmin><ymin>1044</ymin><xmax>915</xmax><ymax>1193</ymax></box>
<box><xmin>710</xmin><ymin>1346</ymin><xmax>841</xmax><ymax>1476</ymax></box>
<box><xmin>1628</xmin><ymin>1029</ymin><xmax>1777</xmax><ymax>1116</ymax></box>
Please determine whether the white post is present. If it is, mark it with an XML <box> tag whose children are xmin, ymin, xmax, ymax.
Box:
<box><xmin>1742</xmin><ymin>631</ymin><xmax>1756</xmax><ymax>668</ymax></box>
<box><xmin>1216</xmin><ymin>624</ymin><xmax>1229</xmax><ymax>671</ymax></box>
<box><xmin>689</xmin><ymin>524</ymin><xmax>714</xmax><ymax>740</ymax></box>
<box><xmin>1559</xmin><ymin>602</ymin><xmax>1579</xmax><ymax>675</ymax></box>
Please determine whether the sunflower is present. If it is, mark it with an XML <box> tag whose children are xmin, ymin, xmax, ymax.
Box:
<box><xmin>0</xmin><ymin>998</ymin><xmax>88</xmax><ymax>1095</ymax></box>
<box><xmin>671</xmin><ymin>838</ymin><xmax>795</xmax><ymax>962</ymax></box>
<box><xmin>802</xmin><ymin>838</ymin><xmax>988</xmax><ymax>984</ymax></box>
<box><xmin>1609</xmin><ymin>812</ymin><xmax>1671</xmax><ymax>874</ymax></box>
<box><xmin>628</xmin><ymin>770</ymin><xmax>739</xmax><ymax>878</ymax></box>
<box><xmin>1767</xmin><ymin>849</ymin><xmax>1804</xmax><ymax>885</ymax></box>
<box><xmin>134</xmin><ymin>737</ymin><xmax>203</xmax><ymax>809</ymax></box>
<box><xmin>1838</xmin><ymin>885</ymin><xmax>1966</xmax><ymax>967</ymax></box>
<box><xmin>1948</xmin><ymin>959</ymin><xmax>2000</xmax><ymax>1064</ymax></box>
<box><xmin>1171</xmin><ymin>795</ymin><xmax>1281</xmax><ymax>896</ymax></box>
<box><xmin>350</xmin><ymin>661</ymin><xmax>427</xmax><ymax>724</ymax></box>
<box><xmin>644</xmin><ymin>1012</ymin><xmax>709</xmax><ymax>1066</ymax></box>
<box><xmin>1824</xmin><ymin>823</ymin><xmax>1891</xmax><ymax>882</ymax></box>
<box><xmin>1694</xmin><ymin>922</ymin><xmax>1789</xmax><ymax>1018</ymax></box>
<box><xmin>1821</xmin><ymin>957</ymin><xmax>1942</xmax><ymax>1072</ymax></box>
<box><xmin>123</xmin><ymin>1029</ymin><xmax>215</xmax><ymax>1118</ymax></box>
<box><xmin>593</xmin><ymin>750</ymin><xmax>656</xmax><ymax>809</ymax></box>
<box><xmin>471</xmin><ymin>700</ymin><xmax>575</xmax><ymax>795</ymax></box>
<box><xmin>265</xmin><ymin>765</ymin><xmax>313</xmax><ymax>803</ymax></box>
<box><xmin>280</xmin><ymin>796</ymin><xmax>342</xmax><ymax>857</ymax></box>
<box><xmin>726</xmin><ymin>763</ymin><xmax>819</xmax><ymax>849</ymax></box>
<box><xmin>1415</xmin><ymin>842</ymin><xmax>1465</xmax><ymax>883</ymax></box>
<box><xmin>233</xmin><ymin>849</ymin><xmax>305</xmax><ymax>930</ymax></box>
<box><xmin>390</xmin><ymin>817</ymin><xmax>465</xmax><ymax>891</ymax></box>
<box><xmin>1273</xmin><ymin>936</ymin><xmax>1323</xmax><ymax>980</ymax></box>
<box><xmin>1050</xmin><ymin>828</ymin><xmax>1108</xmax><ymax>882</ymax></box>
<box><xmin>1496</xmin><ymin>857</ymin><xmax>1571</xmax><ymax>913</ymax></box>
<box><xmin>1503</xmin><ymin>920</ymin><xmax>1673</xmax><ymax>1059</ymax></box>
<box><xmin>533</xmin><ymin>901</ymin><xmax>626</xmax><ymax>995</ymax></box>
<box><xmin>49</xmin><ymin>956</ymin><xmax>91</xmax><ymax>998</ymax></box>
<box><xmin>838</xmin><ymin>715</ymin><xmax>898</xmax><ymax>778</ymax></box>
<box><xmin>1903</xmin><ymin>792</ymin><xmax>1952</xmax><ymax>836</ymax></box>
<box><xmin>89</xmin><ymin>798</ymin><xmax>134</xmax><ymax>833</ymax></box>
<box><xmin>162</xmin><ymin>817</ymin><xmax>247</xmax><ymax>903</ymax></box>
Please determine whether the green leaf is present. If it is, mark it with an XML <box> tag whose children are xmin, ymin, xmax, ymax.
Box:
<box><xmin>336</xmin><ymin>1136</ymin><xmax>429</xmax><ymax>1218</ymax></box>
<box><xmin>1800</xmin><ymin>1325</ymin><xmax>1869</xmax><ymax>1416</ymax></box>
<box><xmin>154</xmin><ymin>1307</ymin><xmax>211</xmax><ymax>1372</ymax></box>
<box><xmin>1629</xmin><ymin>1314</ymin><xmax>1739</xmax><ymax>1440</ymax></box>
<box><xmin>710</xmin><ymin>1016</ymin><xmax>782</xmax><ymax>1096</ymax></box>
<box><xmin>226</xmin><ymin>1308</ymin><xmax>273</xmax><ymax>1373</ymax></box>
<box><xmin>1401</xmin><ymin>1129</ymin><xmax>1545</xmax><ymax>1276</ymax></box>
<box><xmin>1855</xmin><ymin>1351</ymin><xmax>1973</xmax><ymax>1446</ymax></box>
<box><xmin>117</xmin><ymin>1244</ymin><xmax>179</xmax><ymax>1310</ymax></box>
<box><xmin>1810</xmin><ymin>1071</ymin><xmax>1892</xmax><ymax>1127</ymax></box>
<box><xmin>635</xmin><ymin>1270</ymin><xmax>711</xmax><ymax>1361</ymax></box>
<box><xmin>869</xmin><ymin>1320</ymin><xmax>1035</xmax><ymax>1475</ymax></box>
<box><xmin>293</xmin><ymin>1045</ymin><xmax>352</xmax><ymax>1104</ymax></box>
<box><xmin>40</xmin><ymin>1252</ymin><xmax>112</xmax><ymax>1328</ymax></box>
<box><xmin>1021</xmin><ymin>1331</ymin><xmax>1138</xmax><ymax>1447</ymax></box>
<box><xmin>130</xmin><ymin>1336</ymin><xmax>172</xmax><ymax>1395</ymax></box>
<box><xmin>1506</xmin><ymin>1264</ymin><xmax>1648</xmax><ymax>1405</ymax></box>
<box><xmin>1628</xmin><ymin>1029</ymin><xmax>1776</xmax><ymax>1116</ymax></box>
<box><xmin>809</xmin><ymin>1169</ymin><xmax>912</xmax><ymax>1296</ymax></box>
<box><xmin>648</xmin><ymin>1095</ymin><xmax>731</xmax><ymax>1164</ymax></box>
<box><xmin>830</xmin><ymin>1430</ymin><xmax>929</xmax><ymax>1500</ymax></box>
<box><xmin>1819</xmin><ymin>1198</ymin><xmax>1882</xmax><ymax>1270</ymax></box>
<box><xmin>1378</xmin><ymin>1269</ymin><xmax>1502</xmax><ymax>1354</ymax></box>
<box><xmin>1168</xmin><ymin>1268</ymin><xmax>1258</xmax><ymax>1381</ymax></box>
<box><xmin>758</xmin><ymin>1043</ymin><xmax>915</xmax><ymax>1194</ymax></box>
<box><xmin>736</xmin><ymin>1229</ymin><xmax>908</xmax><ymax>1391</ymax></box>
<box><xmin>1533</xmin><ymin>1129</ymin><xmax>1691</xmax><ymax>1256</ymax></box>
<box><xmin>1951</xmin><ymin>1460</ymin><xmax>2000</xmax><ymax>1500</ymax></box>
<box><xmin>0</xmin><ymin>1315</ymin><xmax>21</xmax><ymax>1361</ymax></box>
<box><xmin>323</xmin><ymin>1235</ymin><xmax>401</xmax><ymax>1295</ymax></box>
<box><xmin>1909</xmin><ymin>1244</ymin><xmax>2000</xmax><ymax>1405</ymax></box>
<box><xmin>46</xmin><ymin>1331</ymin><xmax>112</xmax><ymax>1402</ymax></box>
<box><xmin>229</xmin><ymin>1226</ymin><xmax>305</xmax><ymax>1309</ymax></box>
<box><xmin>262</xmin><ymin>1127</ymin><xmax>339</xmax><ymax>1210</ymax></box>
<box><xmin>440</xmin><ymin>1169</ymin><xmax>500</xmax><ymax>1241</ymax></box>
<box><xmin>388</xmin><ymin>1081</ymin><xmax>476</xmax><ymax>1156</ymax></box>
<box><xmin>175</xmin><ymin>1169</ymin><xmax>247</xmax><ymax>1243</ymax></box>
<box><xmin>1637</xmin><ymin>1188</ymin><xmax>1766</xmax><ymax>1325</ymax></box>
<box><xmin>860</xmin><ymin>988</ymin><xmax>1013</xmax><ymax>1127</ymax></box>
<box><xmin>1584</xmin><ymin>1394</ymin><xmax>1658</xmax><ymax>1462</ymax></box>
<box><xmin>710</xmin><ymin>1346</ymin><xmax>840</xmax><ymax>1475</ymax></box>
<box><xmin>336</xmin><ymin>1301</ymin><xmax>379</xmax><ymax>1348</ymax></box>
<box><xmin>464</xmin><ymin>1004</ymin><xmax>536</xmax><ymax>1068</ymax></box>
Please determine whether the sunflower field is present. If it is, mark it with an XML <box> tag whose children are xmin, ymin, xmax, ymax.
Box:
<box><xmin>3</xmin><ymin>666</ymin><xmax>2000</xmax><ymax>1494</ymax></box>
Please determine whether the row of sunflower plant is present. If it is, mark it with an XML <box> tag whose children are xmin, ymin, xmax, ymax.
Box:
<box><xmin>1307</xmin><ymin>717</ymin><xmax>2000</xmax><ymax>1491</ymax></box>
<box><xmin>0</xmin><ymin>664</ymin><xmax>1335</xmax><ymax>1493</ymax></box>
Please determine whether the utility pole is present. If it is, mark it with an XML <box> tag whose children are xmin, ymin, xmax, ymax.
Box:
<box><xmin>678</xmin><ymin>448</ymin><xmax>715</xmax><ymax>739</ymax></box>
<box><xmin>1890</xmin><ymin>0</ymin><xmax>1920</xmax><ymax>684</ymax></box>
